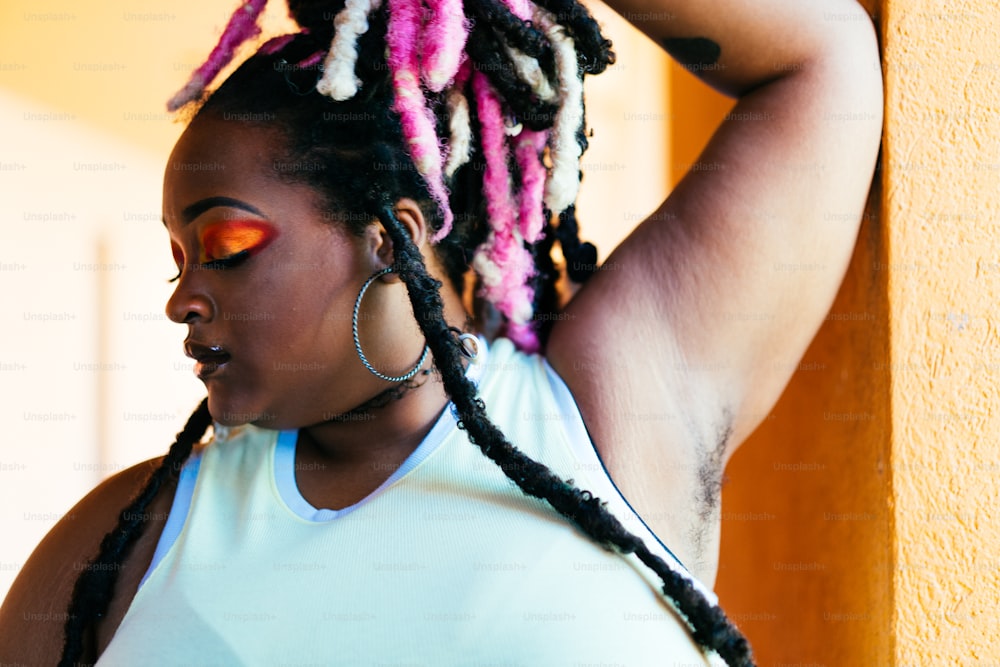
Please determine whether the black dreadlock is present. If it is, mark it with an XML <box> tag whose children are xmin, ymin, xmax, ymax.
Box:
<box><xmin>59</xmin><ymin>399</ymin><xmax>212</xmax><ymax>667</ymax></box>
<box><xmin>528</xmin><ymin>0</ymin><xmax>614</xmax><ymax>74</ymax></box>
<box><xmin>465</xmin><ymin>20</ymin><xmax>560</xmax><ymax>131</ymax></box>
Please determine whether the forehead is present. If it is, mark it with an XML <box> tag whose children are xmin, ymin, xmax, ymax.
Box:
<box><xmin>166</xmin><ymin>113</ymin><xmax>287</xmax><ymax>178</ymax></box>
<box><xmin>162</xmin><ymin>116</ymin><xmax>307</xmax><ymax>225</ymax></box>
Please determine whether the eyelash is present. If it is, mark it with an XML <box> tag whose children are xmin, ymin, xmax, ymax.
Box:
<box><xmin>167</xmin><ymin>249</ymin><xmax>251</xmax><ymax>283</ymax></box>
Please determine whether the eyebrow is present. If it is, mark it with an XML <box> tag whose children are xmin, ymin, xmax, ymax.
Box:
<box><xmin>163</xmin><ymin>196</ymin><xmax>266</xmax><ymax>227</ymax></box>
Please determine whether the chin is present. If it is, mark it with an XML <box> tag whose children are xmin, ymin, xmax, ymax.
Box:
<box><xmin>207</xmin><ymin>393</ymin><xmax>280</xmax><ymax>429</ymax></box>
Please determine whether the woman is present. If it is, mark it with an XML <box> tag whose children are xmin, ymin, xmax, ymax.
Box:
<box><xmin>0</xmin><ymin>0</ymin><xmax>882</xmax><ymax>664</ymax></box>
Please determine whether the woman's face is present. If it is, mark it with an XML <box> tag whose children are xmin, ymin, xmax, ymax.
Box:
<box><xmin>162</xmin><ymin>115</ymin><xmax>422</xmax><ymax>428</ymax></box>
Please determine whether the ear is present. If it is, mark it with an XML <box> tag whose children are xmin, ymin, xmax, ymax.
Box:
<box><xmin>367</xmin><ymin>198</ymin><xmax>430</xmax><ymax>279</ymax></box>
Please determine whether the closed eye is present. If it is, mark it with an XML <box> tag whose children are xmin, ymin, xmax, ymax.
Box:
<box><xmin>168</xmin><ymin>219</ymin><xmax>276</xmax><ymax>282</ymax></box>
<box><xmin>200</xmin><ymin>220</ymin><xmax>276</xmax><ymax>263</ymax></box>
<box><xmin>167</xmin><ymin>250</ymin><xmax>252</xmax><ymax>283</ymax></box>
<box><xmin>201</xmin><ymin>249</ymin><xmax>251</xmax><ymax>270</ymax></box>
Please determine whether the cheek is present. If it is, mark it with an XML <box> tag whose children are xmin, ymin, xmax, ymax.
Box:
<box><xmin>269</xmin><ymin>243</ymin><xmax>366</xmax><ymax>319</ymax></box>
<box><xmin>232</xmin><ymin>266</ymin><xmax>357</xmax><ymax>350</ymax></box>
<box><xmin>223</xmin><ymin>231</ymin><xmax>367</xmax><ymax>351</ymax></box>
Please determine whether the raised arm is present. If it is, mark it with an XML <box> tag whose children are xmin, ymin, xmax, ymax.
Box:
<box><xmin>545</xmin><ymin>0</ymin><xmax>882</xmax><ymax>570</ymax></box>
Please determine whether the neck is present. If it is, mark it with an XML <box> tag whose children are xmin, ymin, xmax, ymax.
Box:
<box><xmin>298</xmin><ymin>283</ymin><xmax>472</xmax><ymax>465</ymax></box>
<box><xmin>289</xmin><ymin>367</ymin><xmax>453</xmax><ymax>512</ymax></box>
<box><xmin>298</xmin><ymin>368</ymin><xmax>450</xmax><ymax>465</ymax></box>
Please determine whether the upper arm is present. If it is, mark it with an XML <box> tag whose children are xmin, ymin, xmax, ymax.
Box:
<box><xmin>547</xmin><ymin>1</ymin><xmax>882</xmax><ymax>463</ymax></box>
<box><xmin>0</xmin><ymin>457</ymin><xmax>164</xmax><ymax>665</ymax></box>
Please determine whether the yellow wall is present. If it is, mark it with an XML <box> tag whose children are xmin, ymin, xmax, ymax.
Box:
<box><xmin>0</xmin><ymin>1</ymin><xmax>296</xmax><ymax>156</ymax></box>
<box><xmin>884</xmin><ymin>0</ymin><xmax>1000</xmax><ymax>661</ymax></box>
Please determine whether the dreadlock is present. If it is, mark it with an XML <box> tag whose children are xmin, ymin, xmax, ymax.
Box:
<box><xmin>59</xmin><ymin>399</ymin><xmax>212</xmax><ymax>667</ymax></box>
<box><xmin>61</xmin><ymin>0</ymin><xmax>755</xmax><ymax>664</ymax></box>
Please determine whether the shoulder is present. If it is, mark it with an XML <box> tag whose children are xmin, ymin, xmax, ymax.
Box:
<box><xmin>0</xmin><ymin>456</ymin><xmax>173</xmax><ymax>664</ymax></box>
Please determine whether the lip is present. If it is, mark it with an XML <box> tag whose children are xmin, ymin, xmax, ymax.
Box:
<box><xmin>184</xmin><ymin>340</ymin><xmax>232</xmax><ymax>380</ymax></box>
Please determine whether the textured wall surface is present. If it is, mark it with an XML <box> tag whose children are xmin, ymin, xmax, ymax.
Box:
<box><xmin>883</xmin><ymin>0</ymin><xmax>1000</xmax><ymax>662</ymax></box>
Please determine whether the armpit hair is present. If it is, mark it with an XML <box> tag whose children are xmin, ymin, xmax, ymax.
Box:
<box><xmin>690</xmin><ymin>409</ymin><xmax>733</xmax><ymax>551</ymax></box>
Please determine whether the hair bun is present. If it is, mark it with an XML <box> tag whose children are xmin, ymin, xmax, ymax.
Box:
<box><xmin>286</xmin><ymin>0</ymin><xmax>343</xmax><ymax>32</ymax></box>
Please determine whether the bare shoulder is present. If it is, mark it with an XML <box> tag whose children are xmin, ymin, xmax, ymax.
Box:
<box><xmin>0</xmin><ymin>456</ymin><xmax>173</xmax><ymax>664</ymax></box>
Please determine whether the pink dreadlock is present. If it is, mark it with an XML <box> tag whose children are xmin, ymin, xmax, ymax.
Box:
<box><xmin>167</xmin><ymin>0</ymin><xmax>269</xmax><ymax>112</ymax></box>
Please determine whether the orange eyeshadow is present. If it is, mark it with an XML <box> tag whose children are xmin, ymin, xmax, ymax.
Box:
<box><xmin>199</xmin><ymin>220</ymin><xmax>277</xmax><ymax>263</ymax></box>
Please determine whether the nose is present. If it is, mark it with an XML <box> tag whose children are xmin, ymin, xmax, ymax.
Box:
<box><xmin>165</xmin><ymin>272</ymin><xmax>215</xmax><ymax>324</ymax></box>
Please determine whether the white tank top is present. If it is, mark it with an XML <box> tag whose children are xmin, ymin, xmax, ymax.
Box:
<box><xmin>98</xmin><ymin>337</ymin><xmax>724</xmax><ymax>665</ymax></box>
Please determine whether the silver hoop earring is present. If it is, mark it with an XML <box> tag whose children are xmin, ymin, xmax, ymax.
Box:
<box><xmin>352</xmin><ymin>267</ymin><xmax>430</xmax><ymax>383</ymax></box>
